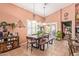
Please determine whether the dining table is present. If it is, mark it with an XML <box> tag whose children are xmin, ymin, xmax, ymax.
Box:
<box><xmin>26</xmin><ymin>34</ymin><xmax>49</xmax><ymax>50</ymax></box>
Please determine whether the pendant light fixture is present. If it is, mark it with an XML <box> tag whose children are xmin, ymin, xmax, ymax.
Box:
<box><xmin>43</xmin><ymin>3</ymin><xmax>47</xmax><ymax>22</ymax></box>
<box><xmin>33</xmin><ymin>3</ymin><xmax>35</xmax><ymax>20</ymax></box>
<box><xmin>42</xmin><ymin>3</ymin><xmax>47</xmax><ymax>26</ymax></box>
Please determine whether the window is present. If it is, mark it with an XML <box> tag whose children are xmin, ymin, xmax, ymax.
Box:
<box><xmin>27</xmin><ymin>20</ymin><xmax>41</xmax><ymax>35</ymax></box>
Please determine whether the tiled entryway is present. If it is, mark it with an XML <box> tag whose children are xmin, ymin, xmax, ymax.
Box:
<box><xmin>0</xmin><ymin>40</ymin><xmax>69</xmax><ymax>56</ymax></box>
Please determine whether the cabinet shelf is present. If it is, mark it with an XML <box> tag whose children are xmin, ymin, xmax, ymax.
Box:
<box><xmin>0</xmin><ymin>36</ymin><xmax>20</xmax><ymax>54</ymax></box>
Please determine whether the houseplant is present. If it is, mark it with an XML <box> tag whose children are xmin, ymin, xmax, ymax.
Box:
<box><xmin>56</xmin><ymin>31</ymin><xmax>62</xmax><ymax>41</ymax></box>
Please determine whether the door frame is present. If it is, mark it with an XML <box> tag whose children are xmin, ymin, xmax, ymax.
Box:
<box><xmin>61</xmin><ymin>21</ymin><xmax>72</xmax><ymax>38</ymax></box>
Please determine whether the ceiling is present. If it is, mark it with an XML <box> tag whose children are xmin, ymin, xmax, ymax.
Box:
<box><xmin>14</xmin><ymin>3</ymin><xmax>71</xmax><ymax>17</ymax></box>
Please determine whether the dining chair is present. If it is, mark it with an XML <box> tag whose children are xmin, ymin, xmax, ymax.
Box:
<box><xmin>66</xmin><ymin>33</ymin><xmax>79</xmax><ymax>56</ymax></box>
<box><xmin>26</xmin><ymin>37</ymin><xmax>37</xmax><ymax>52</ymax></box>
<box><xmin>48</xmin><ymin>34</ymin><xmax>54</xmax><ymax>45</ymax></box>
<box><xmin>69</xmin><ymin>40</ymin><xmax>79</xmax><ymax>56</ymax></box>
<box><xmin>71</xmin><ymin>33</ymin><xmax>79</xmax><ymax>52</ymax></box>
<box><xmin>71</xmin><ymin>40</ymin><xmax>79</xmax><ymax>52</ymax></box>
<box><xmin>68</xmin><ymin>39</ymin><xmax>75</xmax><ymax>56</ymax></box>
<box><xmin>39</xmin><ymin>35</ymin><xmax>49</xmax><ymax>51</ymax></box>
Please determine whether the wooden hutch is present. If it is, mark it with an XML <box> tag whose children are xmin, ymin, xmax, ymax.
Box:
<box><xmin>0</xmin><ymin>21</ymin><xmax>19</xmax><ymax>53</ymax></box>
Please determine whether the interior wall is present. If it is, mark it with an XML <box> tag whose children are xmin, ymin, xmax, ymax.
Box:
<box><xmin>61</xmin><ymin>4</ymin><xmax>75</xmax><ymax>39</ymax></box>
<box><xmin>45</xmin><ymin>10</ymin><xmax>62</xmax><ymax>32</ymax></box>
<box><xmin>0</xmin><ymin>3</ymin><xmax>44</xmax><ymax>45</ymax></box>
<box><xmin>75</xmin><ymin>4</ymin><xmax>79</xmax><ymax>26</ymax></box>
<box><xmin>45</xmin><ymin>4</ymin><xmax>75</xmax><ymax>39</ymax></box>
<box><xmin>0</xmin><ymin>3</ymin><xmax>76</xmax><ymax>44</ymax></box>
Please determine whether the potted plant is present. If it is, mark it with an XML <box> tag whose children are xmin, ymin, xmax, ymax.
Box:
<box><xmin>56</xmin><ymin>31</ymin><xmax>62</xmax><ymax>41</ymax></box>
<box><xmin>36</xmin><ymin>31</ymin><xmax>43</xmax><ymax>37</ymax></box>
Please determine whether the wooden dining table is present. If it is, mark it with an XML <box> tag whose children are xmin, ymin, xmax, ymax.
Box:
<box><xmin>26</xmin><ymin>34</ymin><xmax>49</xmax><ymax>50</ymax></box>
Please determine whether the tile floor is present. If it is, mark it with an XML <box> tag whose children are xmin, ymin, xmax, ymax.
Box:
<box><xmin>0</xmin><ymin>40</ymin><xmax>69</xmax><ymax>56</ymax></box>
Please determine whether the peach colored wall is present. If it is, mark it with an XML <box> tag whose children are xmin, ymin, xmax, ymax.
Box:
<box><xmin>62</xmin><ymin>4</ymin><xmax>75</xmax><ymax>22</ymax></box>
<box><xmin>45</xmin><ymin>4</ymin><xmax>75</xmax><ymax>39</ymax></box>
<box><xmin>62</xmin><ymin>4</ymin><xmax>75</xmax><ymax>39</ymax></box>
<box><xmin>75</xmin><ymin>4</ymin><xmax>79</xmax><ymax>15</ymax></box>
<box><xmin>75</xmin><ymin>4</ymin><xmax>79</xmax><ymax>25</ymax></box>
<box><xmin>45</xmin><ymin>10</ymin><xmax>62</xmax><ymax>31</ymax></box>
<box><xmin>0</xmin><ymin>3</ymin><xmax>44</xmax><ymax>45</ymax></box>
<box><xmin>0</xmin><ymin>3</ymin><xmax>76</xmax><ymax>44</ymax></box>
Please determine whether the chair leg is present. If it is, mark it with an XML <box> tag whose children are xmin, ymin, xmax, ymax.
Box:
<box><xmin>31</xmin><ymin>43</ymin><xmax>33</xmax><ymax>53</ymax></box>
<box><xmin>47</xmin><ymin>42</ymin><xmax>49</xmax><ymax>48</ymax></box>
<box><xmin>69</xmin><ymin>46</ymin><xmax>74</xmax><ymax>56</ymax></box>
<box><xmin>26</xmin><ymin>42</ymin><xmax>28</xmax><ymax>49</ymax></box>
<box><xmin>40</xmin><ymin>44</ymin><xmax>45</xmax><ymax>51</ymax></box>
<box><xmin>26</xmin><ymin>39</ymin><xmax>29</xmax><ymax>49</ymax></box>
